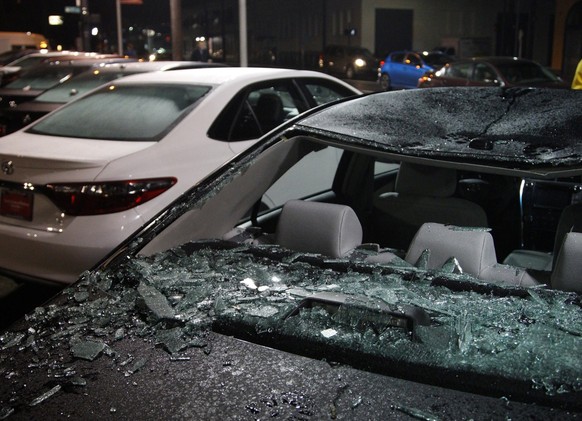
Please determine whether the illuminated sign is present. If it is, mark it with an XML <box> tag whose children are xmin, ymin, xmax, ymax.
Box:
<box><xmin>49</xmin><ymin>15</ymin><xmax>64</xmax><ymax>26</ymax></box>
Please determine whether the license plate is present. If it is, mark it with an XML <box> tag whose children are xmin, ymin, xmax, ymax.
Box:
<box><xmin>0</xmin><ymin>189</ymin><xmax>33</xmax><ymax>221</ymax></box>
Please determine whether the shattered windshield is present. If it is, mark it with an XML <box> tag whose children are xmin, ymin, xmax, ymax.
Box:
<box><xmin>2</xmin><ymin>87</ymin><xmax>582</xmax><ymax>416</ymax></box>
<box><xmin>127</xmin><ymin>241</ymin><xmax>582</xmax><ymax>400</ymax></box>
<box><xmin>2</xmin><ymin>240</ymin><xmax>579</xmax><ymax>413</ymax></box>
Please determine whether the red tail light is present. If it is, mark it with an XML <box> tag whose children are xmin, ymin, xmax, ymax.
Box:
<box><xmin>44</xmin><ymin>178</ymin><xmax>177</xmax><ymax>216</ymax></box>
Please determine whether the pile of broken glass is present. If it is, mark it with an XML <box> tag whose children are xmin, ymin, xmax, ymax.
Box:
<box><xmin>2</xmin><ymin>238</ymin><xmax>580</xmax><ymax>407</ymax></box>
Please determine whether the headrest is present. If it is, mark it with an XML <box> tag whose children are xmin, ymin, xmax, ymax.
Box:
<box><xmin>256</xmin><ymin>92</ymin><xmax>284</xmax><ymax>123</ymax></box>
<box><xmin>276</xmin><ymin>200</ymin><xmax>362</xmax><ymax>258</ymax></box>
<box><xmin>551</xmin><ymin>232</ymin><xmax>582</xmax><ymax>293</ymax></box>
<box><xmin>405</xmin><ymin>222</ymin><xmax>497</xmax><ymax>277</ymax></box>
<box><xmin>396</xmin><ymin>162</ymin><xmax>457</xmax><ymax>197</ymax></box>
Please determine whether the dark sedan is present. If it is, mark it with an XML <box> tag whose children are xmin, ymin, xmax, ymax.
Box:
<box><xmin>318</xmin><ymin>45</ymin><xmax>380</xmax><ymax>80</ymax></box>
<box><xmin>1</xmin><ymin>87</ymin><xmax>581</xmax><ymax>419</ymax></box>
<box><xmin>0</xmin><ymin>58</ymin><xmax>131</xmax><ymax>114</ymax></box>
<box><xmin>418</xmin><ymin>56</ymin><xmax>568</xmax><ymax>89</ymax></box>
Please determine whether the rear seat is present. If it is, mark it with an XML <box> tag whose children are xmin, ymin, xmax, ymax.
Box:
<box><xmin>225</xmin><ymin>202</ymin><xmax>550</xmax><ymax>288</ymax></box>
<box><xmin>551</xmin><ymin>232</ymin><xmax>582</xmax><ymax>293</ymax></box>
<box><xmin>371</xmin><ymin>162</ymin><xmax>488</xmax><ymax>250</ymax></box>
<box><xmin>404</xmin><ymin>223</ymin><xmax>540</xmax><ymax>287</ymax></box>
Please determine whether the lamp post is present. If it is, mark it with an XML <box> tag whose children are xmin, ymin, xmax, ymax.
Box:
<box><xmin>239</xmin><ymin>0</ymin><xmax>247</xmax><ymax>66</ymax></box>
<box><xmin>116</xmin><ymin>0</ymin><xmax>123</xmax><ymax>55</ymax></box>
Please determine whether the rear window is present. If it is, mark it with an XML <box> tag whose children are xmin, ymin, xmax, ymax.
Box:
<box><xmin>495</xmin><ymin>61</ymin><xmax>561</xmax><ymax>84</ymax></box>
<box><xmin>34</xmin><ymin>71</ymin><xmax>127</xmax><ymax>103</ymax></box>
<box><xmin>29</xmin><ymin>84</ymin><xmax>211</xmax><ymax>141</ymax></box>
<box><xmin>5</xmin><ymin>67</ymin><xmax>76</xmax><ymax>90</ymax></box>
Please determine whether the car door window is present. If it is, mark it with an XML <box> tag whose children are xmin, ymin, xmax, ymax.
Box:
<box><xmin>210</xmin><ymin>81</ymin><xmax>302</xmax><ymax>141</ymax></box>
<box><xmin>446</xmin><ymin>62</ymin><xmax>472</xmax><ymax>79</ymax></box>
<box><xmin>262</xmin><ymin>146</ymin><xmax>344</xmax><ymax>209</ymax></box>
<box><xmin>303</xmin><ymin>81</ymin><xmax>356</xmax><ymax>106</ymax></box>
<box><xmin>472</xmin><ymin>63</ymin><xmax>498</xmax><ymax>84</ymax></box>
<box><xmin>405</xmin><ymin>53</ymin><xmax>421</xmax><ymax>67</ymax></box>
<box><xmin>390</xmin><ymin>53</ymin><xmax>405</xmax><ymax>63</ymax></box>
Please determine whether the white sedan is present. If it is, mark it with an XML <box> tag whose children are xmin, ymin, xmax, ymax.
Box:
<box><xmin>0</xmin><ymin>67</ymin><xmax>360</xmax><ymax>283</ymax></box>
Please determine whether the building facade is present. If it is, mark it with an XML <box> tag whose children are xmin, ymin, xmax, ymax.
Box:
<box><xmin>183</xmin><ymin>0</ymin><xmax>568</xmax><ymax>73</ymax></box>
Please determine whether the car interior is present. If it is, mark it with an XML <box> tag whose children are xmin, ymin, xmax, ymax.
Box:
<box><xmin>139</xmin><ymin>135</ymin><xmax>582</xmax><ymax>294</ymax></box>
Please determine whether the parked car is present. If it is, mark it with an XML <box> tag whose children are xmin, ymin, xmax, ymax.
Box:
<box><xmin>572</xmin><ymin>58</ymin><xmax>582</xmax><ymax>89</ymax></box>
<box><xmin>0</xmin><ymin>48</ymin><xmax>39</xmax><ymax>66</ymax></box>
<box><xmin>0</xmin><ymin>67</ymin><xmax>360</xmax><ymax>284</ymax></box>
<box><xmin>379</xmin><ymin>50</ymin><xmax>454</xmax><ymax>90</ymax></box>
<box><xmin>1</xmin><ymin>87</ymin><xmax>581</xmax><ymax>419</ymax></box>
<box><xmin>0</xmin><ymin>51</ymin><xmax>124</xmax><ymax>86</ymax></box>
<box><xmin>0</xmin><ymin>60</ymin><xmax>227</xmax><ymax>136</ymax></box>
<box><xmin>0</xmin><ymin>58</ymin><xmax>132</xmax><ymax>115</ymax></box>
<box><xmin>418</xmin><ymin>56</ymin><xmax>568</xmax><ymax>89</ymax></box>
<box><xmin>318</xmin><ymin>45</ymin><xmax>380</xmax><ymax>80</ymax></box>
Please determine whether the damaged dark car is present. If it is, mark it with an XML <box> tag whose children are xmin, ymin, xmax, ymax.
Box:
<box><xmin>1</xmin><ymin>87</ymin><xmax>582</xmax><ymax>419</ymax></box>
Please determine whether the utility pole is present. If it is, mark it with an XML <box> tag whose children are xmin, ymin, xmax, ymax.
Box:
<box><xmin>170</xmin><ymin>0</ymin><xmax>183</xmax><ymax>60</ymax></box>
<box><xmin>116</xmin><ymin>0</ymin><xmax>123</xmax><ymax>55</ymax></box>
<box><xmin>239</xmin><ymin>0</ymin><xmax>247</xmax><ymax>66</ymax></box>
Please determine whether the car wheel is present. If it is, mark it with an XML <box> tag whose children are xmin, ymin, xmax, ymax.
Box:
<box><xmin>346</xmin><ymin>66</ymin><xmax>355</xmax><ymax>79</ymax></box>
<box><xmin>380</xmin><ymin>73</ymin><xmax>391</xmax><ymax>91</ymax></box>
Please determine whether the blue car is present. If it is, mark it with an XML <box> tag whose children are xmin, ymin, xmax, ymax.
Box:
<box><xmin>379</xmin><ymin>50</ymin><xmax>453</xmax><ymax>90</ymax></box>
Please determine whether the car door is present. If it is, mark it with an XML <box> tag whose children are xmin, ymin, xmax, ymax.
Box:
<box><xmin>385</xmin><ymin>52</ymin><xmax>406</xmax><ymax>87</ymax></box>
<box><xmin>401</xmin><ymin>52</ymin><xmax>428</xmax><ymax>88</ymax></box>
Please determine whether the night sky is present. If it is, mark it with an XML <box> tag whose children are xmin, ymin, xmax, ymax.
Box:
<box><xmin>1</xmin><ymin>0</ymin><xmax>173</xmax><ymax>49</ymax></box>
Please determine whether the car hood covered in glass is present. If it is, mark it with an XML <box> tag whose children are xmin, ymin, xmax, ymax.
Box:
<box><xmin>1</xmin><ymin>239</ymin><xmax>580</xmax><ymax>418</ymax></box>
<box><xmin>295</xmin><ymin>87</ymin><xmax>582</xmax><ymax>175</ymax></box>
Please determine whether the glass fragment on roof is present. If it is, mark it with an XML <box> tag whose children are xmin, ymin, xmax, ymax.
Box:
<box><xmin>296</xmin><ymin>87</ymin><xmax>582</xmax><ymax>168</ymax></box>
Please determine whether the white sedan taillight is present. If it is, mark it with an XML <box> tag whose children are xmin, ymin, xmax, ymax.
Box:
<box><xmin>44</xmin><ymin>178</ymin><xmax>177</xmax><ymax>216</ymax></box>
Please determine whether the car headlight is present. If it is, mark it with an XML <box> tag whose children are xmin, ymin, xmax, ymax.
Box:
<box><xmin>354</xmin><ymin>58</ymin><xmax>366</xmax><ymax>67</ymax></box>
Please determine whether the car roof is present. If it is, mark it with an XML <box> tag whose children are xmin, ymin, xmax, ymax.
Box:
<box><xmin>464</xmin><ymin>56</ymin><xmax>539</xmax><ymax>64</ymax></box>
<box><xmin>6</xmin><ymin>51</ymin><xmax>119</xmax><ymax>65</ymax></box>
<box><xmin>110</xmin><ymin>66</ymin><xmax>358</xmax><ymax>88</ymax></box>
<box><xmin>94</xmin><ymin>60</ymin><xmax>227</xmax><ymax>73</ymax></box>
<box><xmin>291</xmin><ymin>87</ymin><xmax>582</xmax><ymax>178</ymax></box>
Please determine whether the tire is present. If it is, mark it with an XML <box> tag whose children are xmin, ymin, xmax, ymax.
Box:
<box><xmin>380</xmin><ymin>73</ymin><xmax>391</xmax><ymax>91</ymax></box>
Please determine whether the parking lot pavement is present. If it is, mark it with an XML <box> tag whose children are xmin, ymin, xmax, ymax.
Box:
<box><xmin>0</xmin><ymin>276</ymin><xmax>63</xmax><ymax>330</ymax></box>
